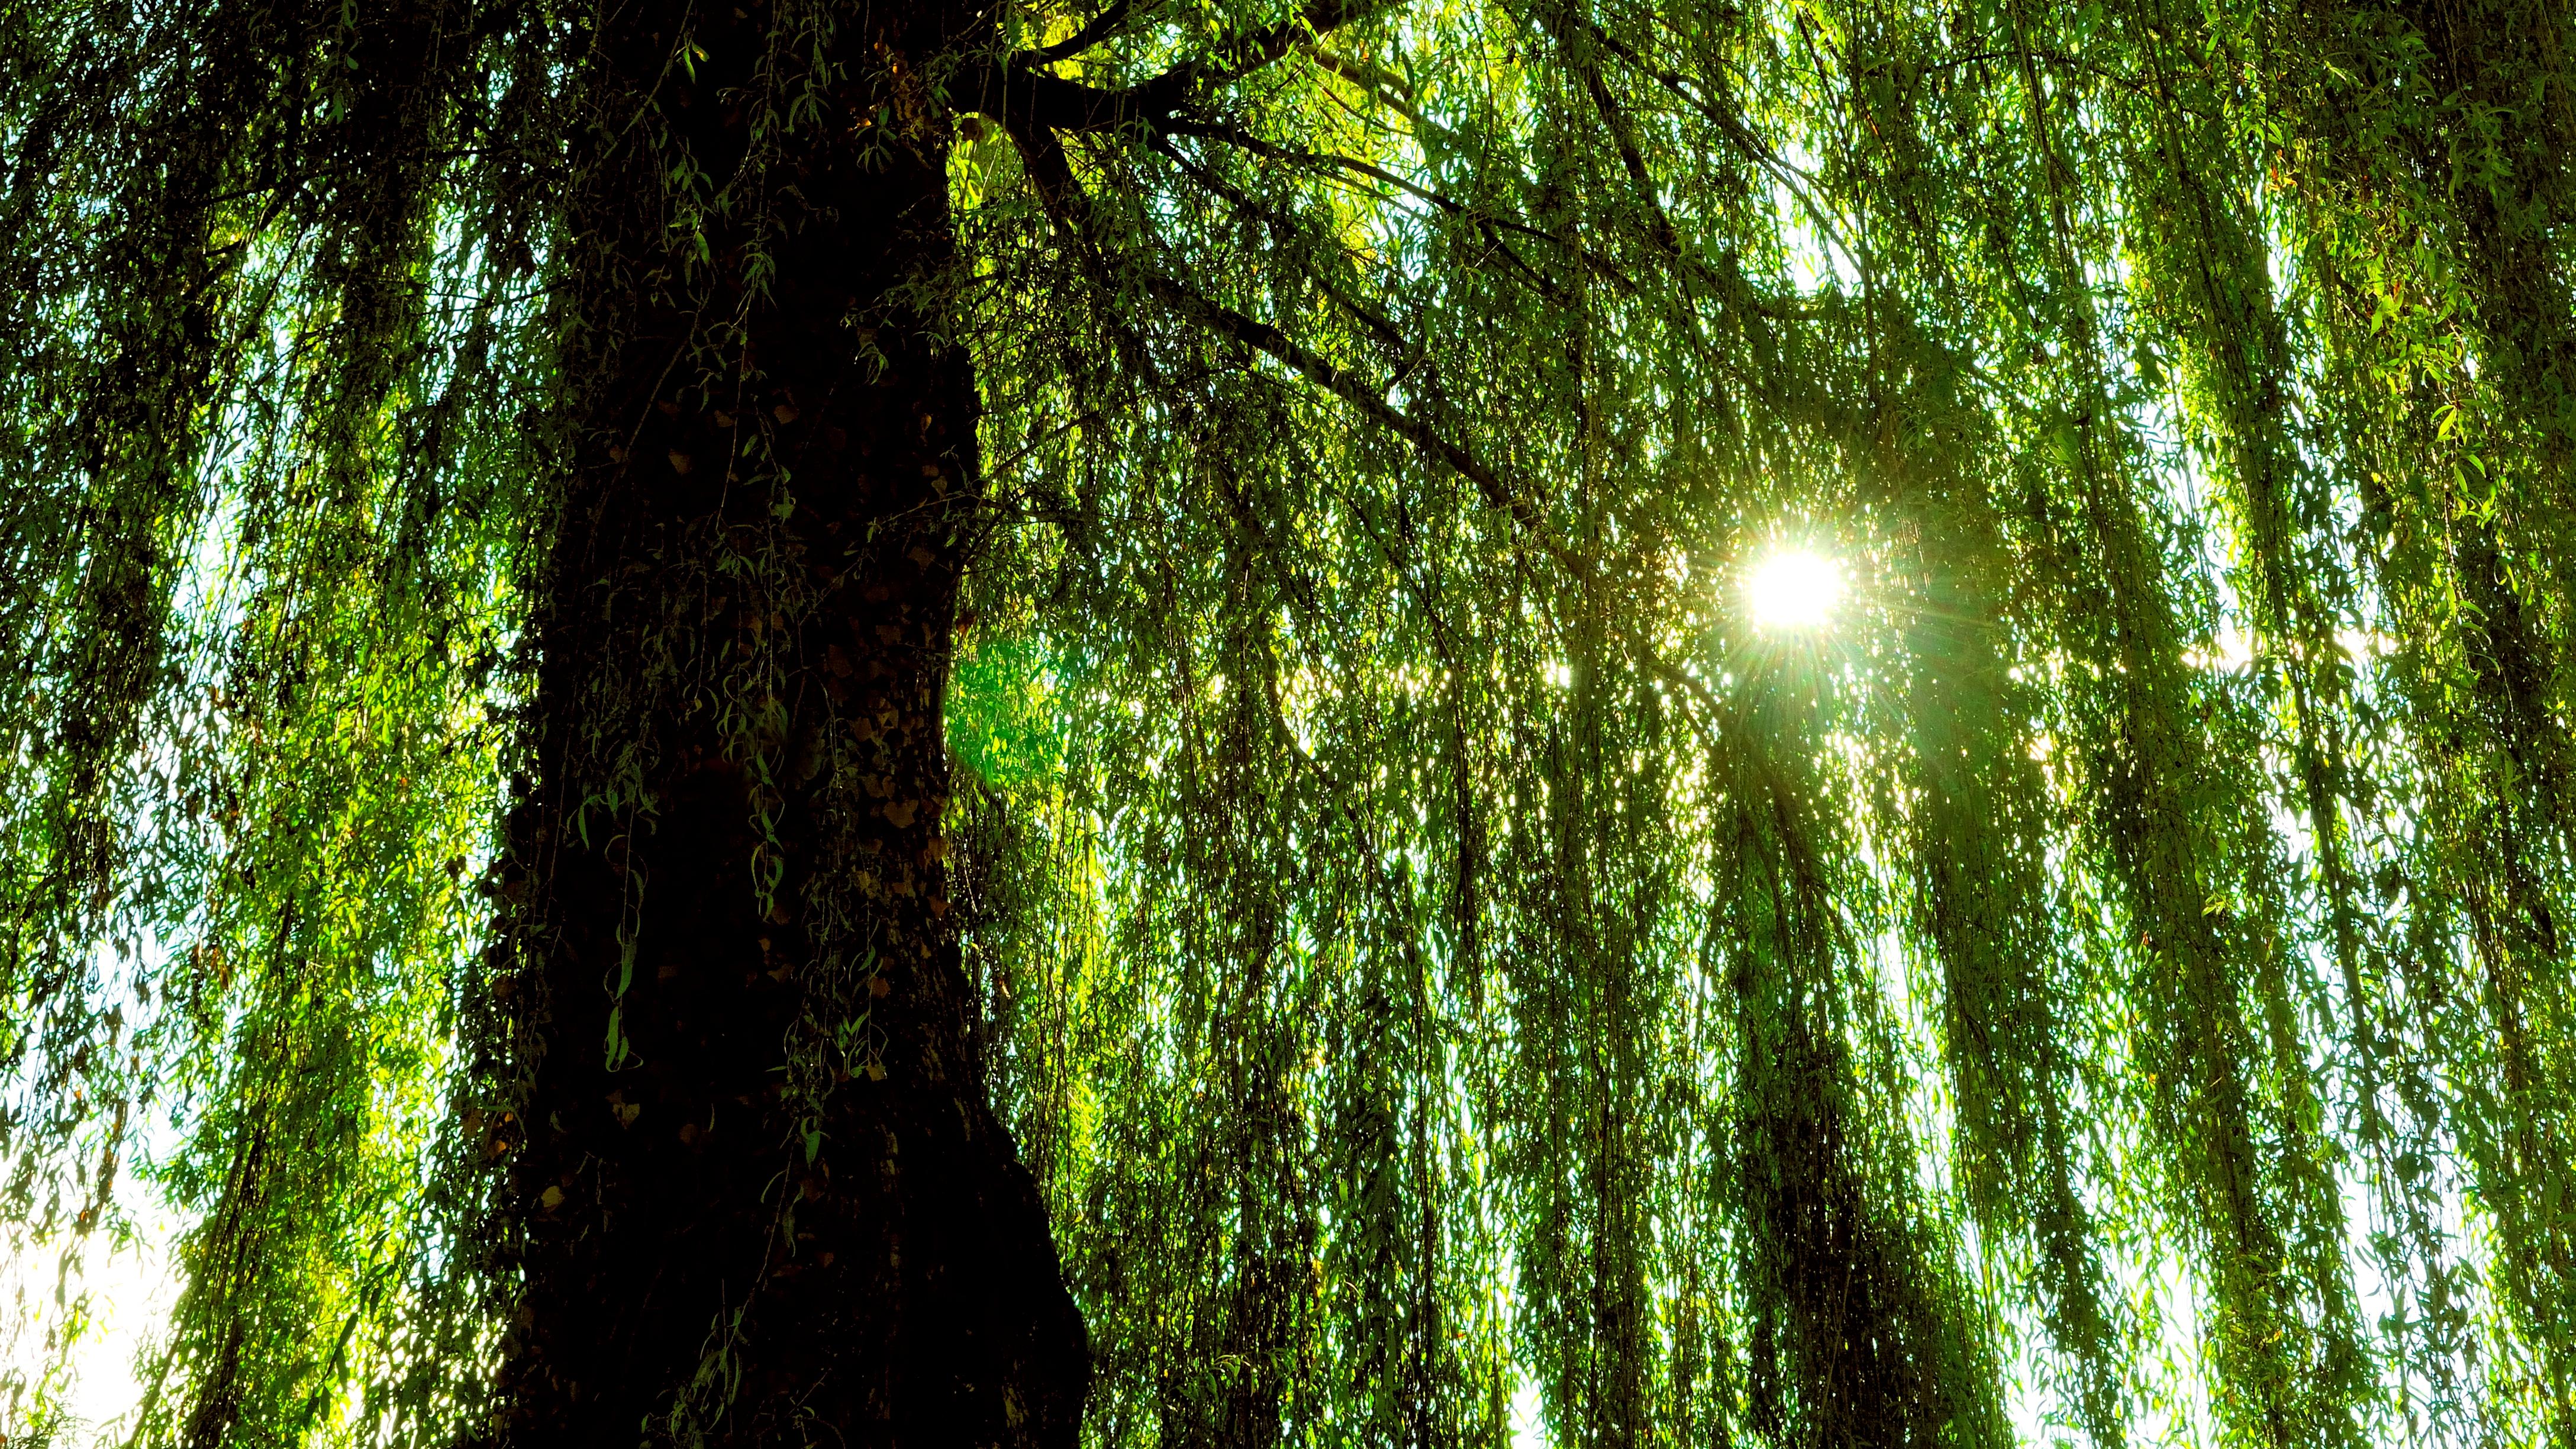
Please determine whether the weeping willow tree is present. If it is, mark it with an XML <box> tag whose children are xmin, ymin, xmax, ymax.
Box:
<box><xmin>2</xmin><ymin>0</ymin><xmax>2572</xmax><ymax>1443</ymax></box>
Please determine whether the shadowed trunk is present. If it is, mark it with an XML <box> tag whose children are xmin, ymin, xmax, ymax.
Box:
<box><xmin>485</xmin><ymin>1</ymin><xmax>1087</xmax><ymax>1442</ymax></box>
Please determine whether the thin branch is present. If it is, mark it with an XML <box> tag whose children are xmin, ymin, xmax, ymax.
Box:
<box><xmin>1156</xmin><ymin>118</ymin><xmax>1627</xmax><ymax>299</ymax></box>
<box><xmin>1140</xmin><ymin>274</ymin><xmax>1554</xmax><ymax>557</ymax></box>
<box><xmin>996</xmin><ymin>58</ymin><xmax>1723</xmax><ymax>736</ymax></box>
<box><xmin>1553</xmin><ymin>5</ymin><xmax>1865</xmax><ymax>281</ymax></box>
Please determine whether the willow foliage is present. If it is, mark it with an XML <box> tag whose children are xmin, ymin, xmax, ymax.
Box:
<box><xmin>0</xmin><ymin>0</ymin><xmax>2571</xmax><ymax>1443</ymax></box>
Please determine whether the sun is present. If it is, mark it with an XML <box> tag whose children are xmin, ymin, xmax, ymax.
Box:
<box><xmin>1746</xmin><ymin>548</ymin><xmax>1843</xmax><ymax>632</ymax></box>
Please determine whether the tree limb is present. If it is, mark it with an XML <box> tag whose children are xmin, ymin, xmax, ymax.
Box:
<box><xmin>1023</xmin><ymin>0</ymin><xmax>1144</xmax><ymax>65</ymax></box>
<box><xmin>957</xmin><ymin>0</ymin><xmax>1394</xmax><ymax>137</ymax></box>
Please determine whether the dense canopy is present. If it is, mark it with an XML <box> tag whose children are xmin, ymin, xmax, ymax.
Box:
<box><xmin>3</xmin><ymin>0</ymin><xmax>2574</xmax><ymax>1444</ymax></box>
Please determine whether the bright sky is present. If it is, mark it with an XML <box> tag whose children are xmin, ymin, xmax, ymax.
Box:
<box><xmin>1</xmin><ymin>1154</ymin><xmax>185</xmax><ymax>1443</ymax></box>
<box><xmin>1</xmin><ymin>1211</ymin><xmax>183</xmax><ymax>1445</ymax></box>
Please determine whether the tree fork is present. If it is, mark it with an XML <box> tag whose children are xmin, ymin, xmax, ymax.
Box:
<box><xmin>485</xmin><ymin>2</ymin><xmax>1087</xmax><ymax>1442</ymax></box>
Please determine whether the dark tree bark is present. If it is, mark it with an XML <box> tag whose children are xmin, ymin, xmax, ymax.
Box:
<box><xmin>485</xmin><ymin>2</ymin><xmax>1087</xmax><ymax>1442</ymax></box>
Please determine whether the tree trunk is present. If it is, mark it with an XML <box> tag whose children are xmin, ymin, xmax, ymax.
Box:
<box><xmin>485</xmin><ymin>2</ymin><xmax>1087</xmax><ymax>1442</ymax></box>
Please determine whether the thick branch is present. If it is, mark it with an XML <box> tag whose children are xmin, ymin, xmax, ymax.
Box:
<box><xmin>1023</xmin><ymin>0</ymin><xmax>1142</xmax><ymax>65</ymax></box>
<box><xmin>959</xmin><ymin>0</ymin><xmax>1389</xmax><ymax>136</ymax></box>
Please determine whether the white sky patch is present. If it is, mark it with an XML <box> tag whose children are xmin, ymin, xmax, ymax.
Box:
<box><xmin>1768</xmin><ymin>139</ymin><xmax>1862</xmax><ymax>295</ymax></box>
<box><xmin>1510</xmin><ymin>1374</ymin><xmax>1549</xmax><ymax>1448</ymax></box>
<box><xmin>2185</xmin><ymin>624</ymin><xmax>2396</xmax><ymax>673</ymax></box>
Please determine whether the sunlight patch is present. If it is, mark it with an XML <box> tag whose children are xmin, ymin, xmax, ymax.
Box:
<box><xmin>1746</xmin><ymin>549</ymin><xmax>1843</xmax><ymax>632</ymax></box>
